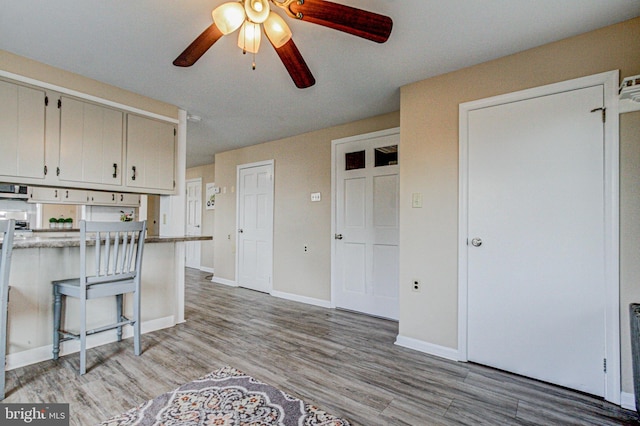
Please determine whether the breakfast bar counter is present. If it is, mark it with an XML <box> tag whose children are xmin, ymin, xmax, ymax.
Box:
<box><xmin>6</xmin><ymin>233</ymin><xmax>212</xmax><ymax>249</ymax></box>
<box><xmin>3</xmin><ymin>232</ymin><xmax>211</xmax><ymax>372</ymax></box>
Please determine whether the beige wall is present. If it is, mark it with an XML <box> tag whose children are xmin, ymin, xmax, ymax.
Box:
<box><xmin>186</xmin><ymin>164</ymin><xmax>216</xmax><ymax>270</ymax></box>
<box><xmin>0</xmin><ymin>49</ymin><xmax>178</xmax><ymax>119</ymax></box>
<box><xmin>213</xmin><ymin>112</ymin><xmax>399</xmax><ymax>300</ymax></box>
<box><xmin>400</xmin><ymin>17</ymin><xmax>640</xmax><ymax>392</ymax></box>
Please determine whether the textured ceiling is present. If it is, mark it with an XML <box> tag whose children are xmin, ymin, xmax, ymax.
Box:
<box><xmin>1</xmin><ymin>0</ymin><xmax>638</xmax><ymax>167</ymax></box>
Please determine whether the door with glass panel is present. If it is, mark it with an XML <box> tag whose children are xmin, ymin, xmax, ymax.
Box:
<box><xmin>333</xmin><ymin>129</ymin><xmax>400</xmax><ymax>320</ymax></box>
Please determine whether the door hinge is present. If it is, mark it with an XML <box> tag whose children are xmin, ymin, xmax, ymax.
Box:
<box><xmin>590</xmin><ymin>107</ymin><xmax>606</xmax><ymax>123</ymax></box>
<box><xmin>603</xmin><ymin>358</ymin><xmax>607</xmax><ymax>373</ymax></box>
<box><xmin>44</xmin><ymin>96</ymin><xmax>48</xmax><ymax>106</ymax></box>
<box><xmin>57</xmin><ymin>98</ymin><xmax>62</xmax><ymax>109</ymax></box>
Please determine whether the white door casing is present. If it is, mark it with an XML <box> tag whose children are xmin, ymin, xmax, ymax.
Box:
<box><xmin>236</xmin><ymin>161</ymin><xmax>274</xmax><ymax>293</ymax></box>
<box><xmin>458</xmin><ymin>71</ymin><xmax>619</xmax><ymax>403</ymax></box>
<box><xmin>185</xmin><ymin>178</ymin><xmax>202</xmax><ymax>269</ymax></box>
<box><xmin>332</xmin><ymin>128</ymin><xmax>400</xmax><ymax>320</ymax></box>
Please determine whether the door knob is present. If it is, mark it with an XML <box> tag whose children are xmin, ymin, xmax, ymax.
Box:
<box><xmin>335</xmin><ymin>233</ymin><xmax>343</xmax><ymax>240</ymax></box>
<box><xmin>238</xmin><ymin>229</ymin><xmax>244</xmax><ymax>233</ymax></box>
<box><xmin>471</xmin><ymin>238</ymin><xmax>482</xmax><ymax>247</ymax></box>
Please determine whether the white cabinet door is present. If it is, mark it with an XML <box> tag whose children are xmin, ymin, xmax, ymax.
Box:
<box><xmin>126</xmin><ymin>114</ymin><xmax>176</xmax><ymax>193</ymax></box>
<box><xmin>29</xmin><ymin>187</ymin><xmax>88</xmax><ymax>204</ymax></box>
<box><xmin>118</xmin><ymin>193</ymin><xmax>140</xmax><ymax>207</ymax></box>
<box><xmin>0</xmin><ymin>80</ymin><xmax>46</xmax><ymax>180</ymax></box>
<box><xmin>60</xmin><ymin>188</ymin><xmax>89</xmax><ymax>204</ymax></box>
<box><xmin>59</xmin><ymin>96</ymin><xmax>123</xmax><ymax>186</ymax></box>
<box><xmin>89</xmin><ymin>191</ymin><xmax>117</xmax><ymax>205</ymax></box>
<box><xmin>89</xmin><ymin>191</ymin><xmax>140</xmax><ymax>207</ymax></box>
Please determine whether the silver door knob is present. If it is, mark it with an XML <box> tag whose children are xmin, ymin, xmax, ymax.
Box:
<box><xmin>334</xmin><ymin>233</ymin><xmax>343</xmax><ymax>240</ymax></box>
<box><xmin>471</xmin><ymin>238</ymin><xmax>482</xmax><ymax>247</ymax></box>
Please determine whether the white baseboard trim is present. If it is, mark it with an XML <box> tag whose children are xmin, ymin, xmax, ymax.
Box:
<box><xmin>395</xmin><ymin>335</ymin><xmax>460</xmax><ymax>362</ymax></box>
<box><xmin>200</xmin><ymin>267</ymin><xmax>214</xmax><ymax>274</ymax></box>
<box><xmin>6</xmin><ymin>315</ymin><xmax>175</xmax><ymax>371</ymax></box>
<box><xmin>621</xmin><ymin>392</ymin><xmax>636</xmax><ymax>411</ymax></box>
<box><xmin>270</xmin><ymin>290</ymin><xmax>332</xmax><ymax>309</ymax></box>
<box><xmin>211</xmin><ymin>276</ymin><xmax>238</xmax><ymax>287</ymax></box>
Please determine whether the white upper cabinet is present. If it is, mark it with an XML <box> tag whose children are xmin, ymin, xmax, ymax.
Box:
<box><xmin>0</xmin><ymin>76</ymin><xmax>178</xmax><ymax>195</ymax></box>
<box><xmin>0</xmin><ymin>79</ymin><xmax>46</xmax><ymax>180</ymax></box>
<box><xmin>126</xmin><ymin>114</ymin><xmax>176</xmax><ymax>193</ymax></box>
<box><xmin>58</xmin><ymin>96</ymin><xmax>124</xmax><ymax>186</ymax></box>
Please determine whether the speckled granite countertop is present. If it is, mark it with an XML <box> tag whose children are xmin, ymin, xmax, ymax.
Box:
<box><xmin>3</xmin><ymin>234</ymin><xmax>212</xmax><ymax>249</ymax></box>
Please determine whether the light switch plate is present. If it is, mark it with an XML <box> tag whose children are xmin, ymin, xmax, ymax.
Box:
<box><xmin>412</xmin><ymin>193</ymin><xmax>423</xmax><ymax>208</ymax></box>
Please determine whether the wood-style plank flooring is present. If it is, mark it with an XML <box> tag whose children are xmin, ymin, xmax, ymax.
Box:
<box><xmin>4</xmin><ymin>268</ymin><xmax>639</xmax><ymax>425</ymax></box>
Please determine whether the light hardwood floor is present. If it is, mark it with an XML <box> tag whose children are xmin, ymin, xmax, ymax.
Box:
<box><xmin>4</xmin><ymin>268</ymin><xmax>639</xmax><ymax>425</ymax></box>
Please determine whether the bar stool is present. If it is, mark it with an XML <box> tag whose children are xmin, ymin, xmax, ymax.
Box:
<box><xmin>0</xmin><ymin>219</ymin><xmax>15</xmax><ymax>400</ymax></box>
<box><xmin>52</xmin><ymin>220</ymin><xmax>146</xmax><ymax>375</ymax></box>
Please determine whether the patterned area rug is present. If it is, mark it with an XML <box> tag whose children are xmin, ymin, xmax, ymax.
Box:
<box><xmin>100</xmin><ymin>366</ymin><xmax>351</xmax><ymax>425</ymax></box>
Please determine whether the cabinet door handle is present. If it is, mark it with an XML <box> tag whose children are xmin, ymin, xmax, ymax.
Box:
<box><xmin>113</xmin><ymin>163</ymin><xmax>118</xmax><ymax>178</ymax></box>
<box><xmin>65</xmin><ymin>190</ymin><xmax>69</xmax><ymax>199</ymax></box>
<box><xmin>120</xmin><ymin>194</ymin><xmax>124</xmax><ymax>202</ymax></box>
<box><xmin>112</xmin><ymin>193</ymin><xmax>115</xmax><ymax>201</ymax></box>
<box><xmin>131</xmin><ymin>166</ymin><xmax>137</xmax><ymax>181</ymax></box>
<box><xmin>54</xmin><ymin>189</ymin><xmax>58</xmax><ymax>198</ymax></box>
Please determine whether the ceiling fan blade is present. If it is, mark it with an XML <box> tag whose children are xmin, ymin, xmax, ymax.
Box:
<box><xmin>173</xmin><ymin>23</ymin><xmax>224</xmax><ymax>67</ymax></box>
<box><xmin>271</xmin><ymin>38</ymin><xmax>316</xmax><ymax>89</ymax></box>
<box><xmin>288</xmin><ymin>0</ymin><xmax>393</xmax><ymax>43</ymax></box>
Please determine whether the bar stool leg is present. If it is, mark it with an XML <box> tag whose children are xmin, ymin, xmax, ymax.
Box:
<box><xmin>0</xmin><ymin>285</ymin><xmax>9</xmax><ymax>399</ymax></box>
<box><xmin>79</xmin><ymin>294</ymin><xmax>87</xmax><ymax>375</ymax></box>
<box><xmin>133</xmin><ymin>288</ymin><xmax>140</xmax><ymax>356</ymax></box>
<box><xmin>52</xmin><ymin>287</ymin><xmax>61</xmax><ymax>361</ymax></box>
<box><xmin>116</xmin><ymin>294</ymin><xmax>123</xmax><ymax>342</ymax></box>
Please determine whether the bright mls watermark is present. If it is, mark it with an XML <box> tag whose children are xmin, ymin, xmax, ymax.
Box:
<box><xmin>1</xmin><ymin>404</ymin><xmax>69</xmax><ymax>425</ymax></box>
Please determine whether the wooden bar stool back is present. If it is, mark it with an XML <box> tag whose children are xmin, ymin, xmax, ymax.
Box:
<box><xmin>52</xmin><ymin>220</ymin><xmax>146</xmax><ymax>375</ymax></box>
<box><xmin>0</xmin><ymin>219</ymin><xmax>15</xmax><ymax>399</ymax></box>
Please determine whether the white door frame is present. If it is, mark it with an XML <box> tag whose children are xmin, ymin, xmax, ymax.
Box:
<box><xmin>458</xmin><ymin>70</ymin><xmax>620</xmax><ymax>403</ymax></box>
<box><xmin>235</xmin><ymin>159</ymin><xmax>275</xmax><ymax>292</ymax></box>
<box><xmin>331</xmin><ymin>127</ymin><xmax>401</xmax><ymax>309</ymax></box>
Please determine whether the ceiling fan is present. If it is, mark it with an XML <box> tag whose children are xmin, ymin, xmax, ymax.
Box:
<box><xmin>173</xmin><ymin>0</ymin><xmax>393</xmax><ymax>89</ymax></box>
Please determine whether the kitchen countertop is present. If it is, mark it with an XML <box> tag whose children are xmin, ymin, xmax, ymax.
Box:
<box><xmin>2</xmin><ymin>233</ymin><xmax>212</xmax><ymax>249</ymax></box>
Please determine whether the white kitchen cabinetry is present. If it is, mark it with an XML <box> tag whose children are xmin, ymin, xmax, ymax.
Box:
<box><xmin>126</xmin><ymin>114</ymin><xmax>176</xmax><ymax>193</ymax></box>
<box><xmin>29</xmin><ymin>187</ymin><xmax>89</xmax><ymax>204</ymax></box>
<box><xmin>0</xmin><ymin>75</ymin><xmax>178</xmax><ymax>196</ymax></box>
<box><xmin>58</xmin><ymin>96</ymin><xmax>124</xmax><ymax>186</ymax></box>
<box><xmin>0</xmin><ymin>79</ymin><xmax>46</xmax><ymax>180</ymax></box>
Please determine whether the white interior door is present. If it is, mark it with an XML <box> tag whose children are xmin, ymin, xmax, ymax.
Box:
<box><xmin>465</xmin><ymin>85</ymin><xmax>607</xmax><ymax>396</ymax></box>
<box><xmin>237</xmin><ymin>161</ymin><xmax>274</xmax><ymax>293</ymax></box>
<box><xmin>333</xmin><ymin>130</ymin><xmax>399</xmax><ymax>320</ymax></box>
<box><xmin>185</xmin><ymin>178</ymin><xmax>202</xmax><ymax>269</ymax></box>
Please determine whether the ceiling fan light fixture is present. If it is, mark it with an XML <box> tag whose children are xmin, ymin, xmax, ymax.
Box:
<box><xmin>212</xmin><ymin>2</ymin><xmax>245</xmax><ymax>35</ymax></box>
<box><xmin>245</xmin><ymin>0</ymin><xmax>270</xmax><ymax>23</ymax></box>
<box><xmin>263</xmin><ymin>12</ymin><xmax>291</xmax><ymax>48</ymax></box>
<box><xmin>238</xmin><ymin>21</ymin><xmax>262</xmax><ymax>54</ymax></box>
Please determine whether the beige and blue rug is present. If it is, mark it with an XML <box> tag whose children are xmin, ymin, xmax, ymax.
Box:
<box><xmin>101</xmin><ymin>366</ymin><xmax>351</xmax><ymax>425</ymax></box>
